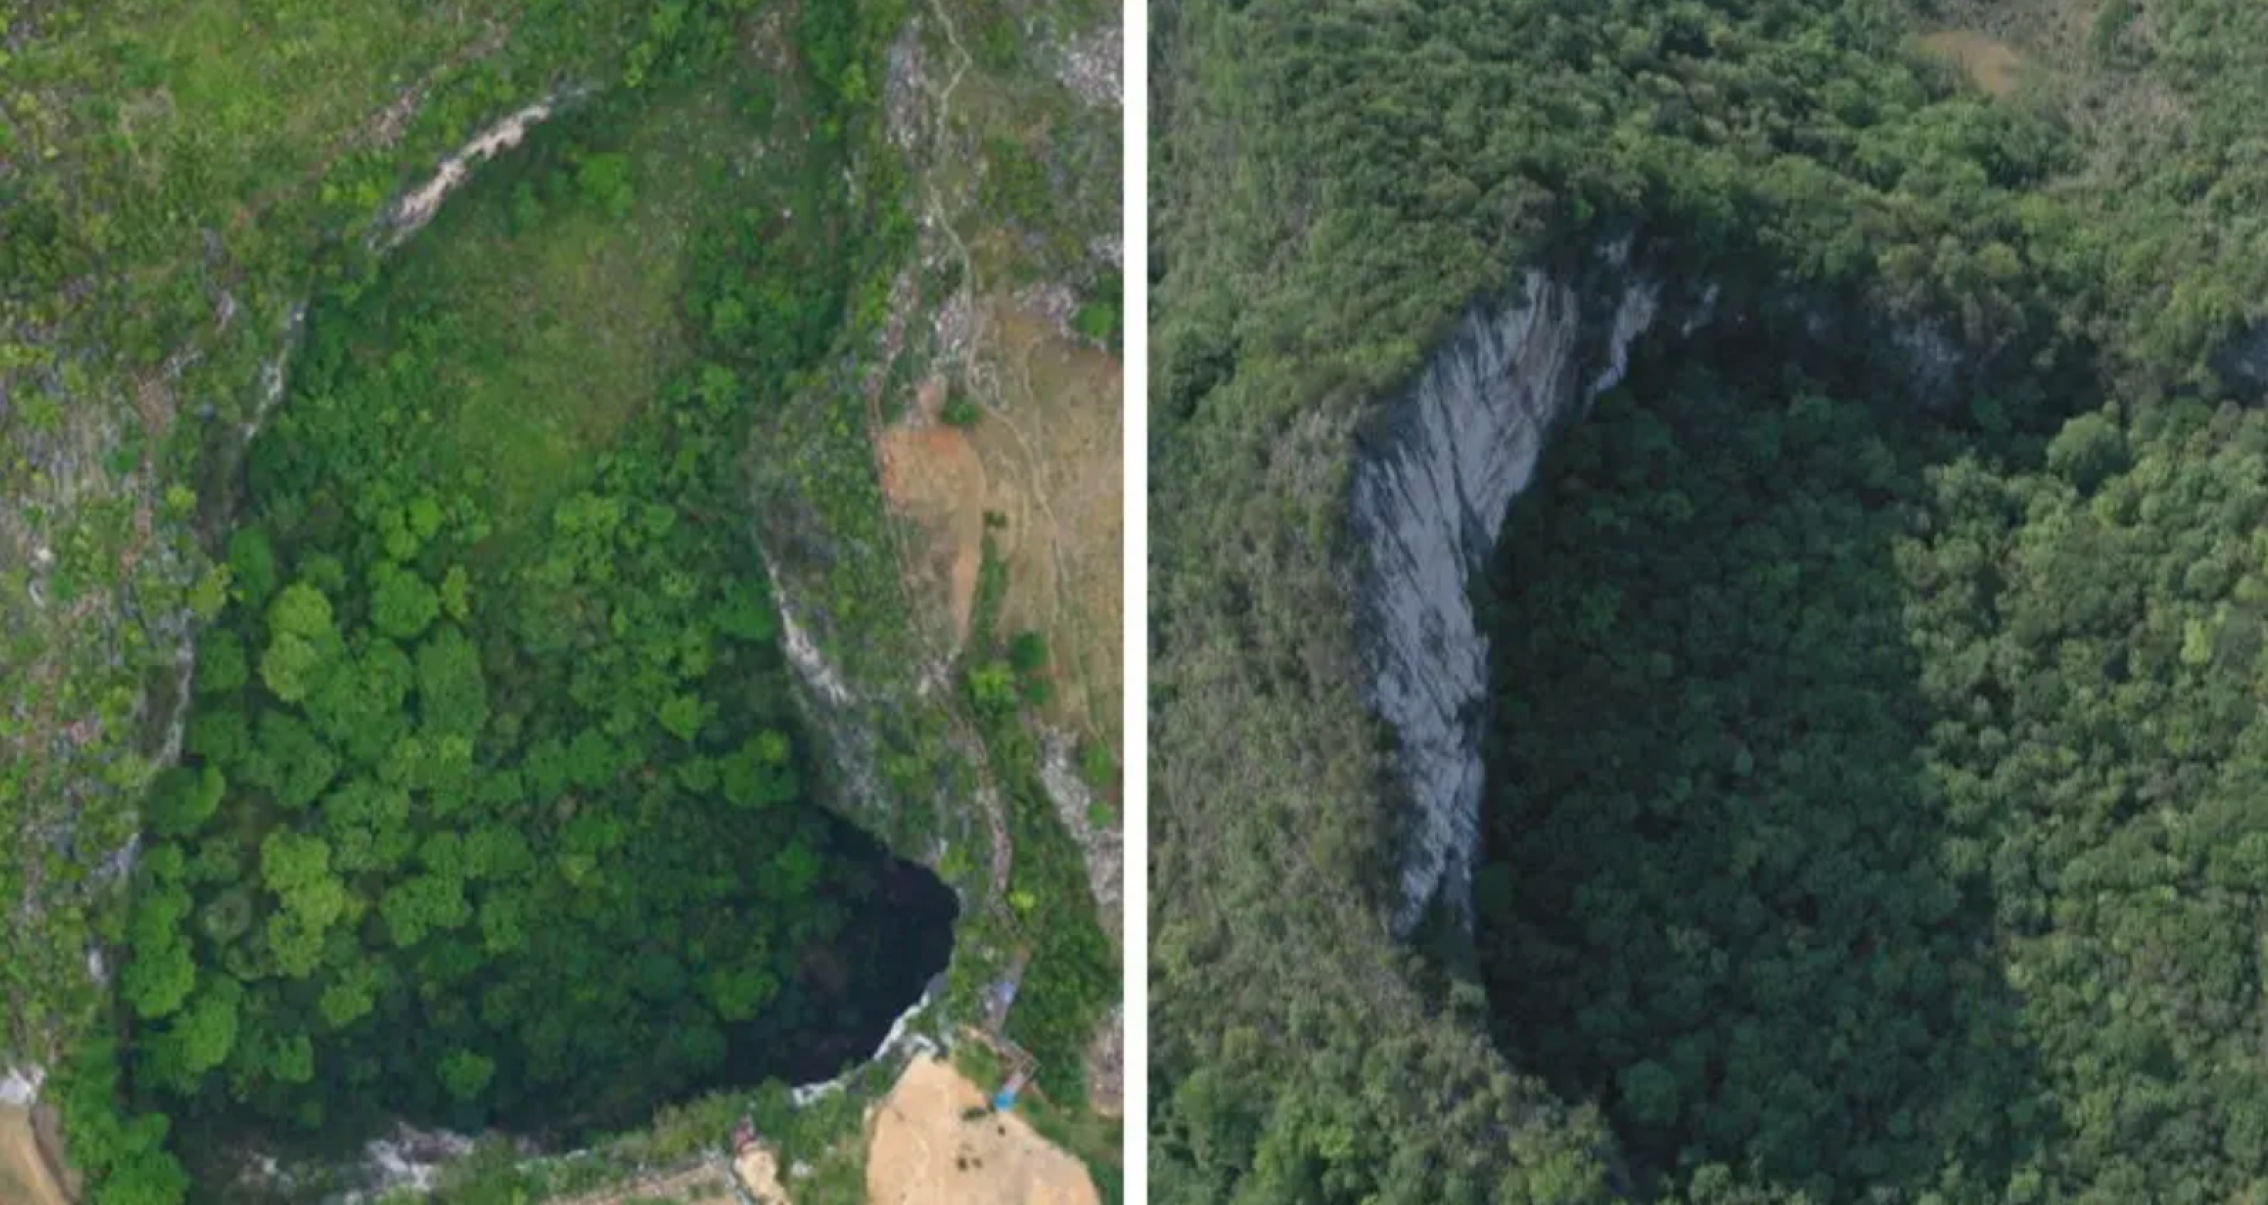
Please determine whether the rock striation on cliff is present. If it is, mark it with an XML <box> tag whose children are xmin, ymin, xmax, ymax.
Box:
<box><xmin>1352</xmin><ymin>252</ymin><xmax>1666</xmax><ymax>933</ymax></box>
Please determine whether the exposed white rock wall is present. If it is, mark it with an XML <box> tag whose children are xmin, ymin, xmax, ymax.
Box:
<box><xmin>1353</xmin><ymin>265</ymin><xmax>1662</xmax><ymax>933</ymax></box>
<box><xmin>240</xmin><ymin>302</ymin><xmax>308</xmax><ymax>445</ymax></box>
<box><xmin>1</xmin><ymin>1065</ymin><xmax>43</xmax><ymax>1107</ymax></box>
<box><xmin>771</xmin><ymin>593</ymin><xmax>856</xmax><ymax>708</ymax></box>
<box><xmin>374</xmin><ymin>91</ymin><xmax>580</xmax><ymax>248</ymax></box>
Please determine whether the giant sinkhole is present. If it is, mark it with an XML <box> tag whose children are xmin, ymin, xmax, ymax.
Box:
<box><xmin>1458</xmin><ymin>284</ymin><xmax>2090</xmax><ymax>1200</ymax></box>
<box><xmin>117</xmin><ymin>78</ymin><xmax>960</xmax><ymax>1177</ymax></box>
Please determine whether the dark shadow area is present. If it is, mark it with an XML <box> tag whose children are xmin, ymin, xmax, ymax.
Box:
<box><xmin>1471</xmin><ymin>330</ymin><xmax>2048</xmax><ymax>1202</ymax></box>
<box><xmin>719</xmin><ymin>818</ymin><xmax>960</xmax><ymax>1090</ymax></box>
<box><xmin>167</xmin><ymin>813</ymin><xmax>955</xmax><ymax>1201</ymax></box>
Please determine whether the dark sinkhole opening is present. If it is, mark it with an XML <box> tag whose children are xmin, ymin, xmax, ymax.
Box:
<box><xmin>1466</xmin><ymin>319</ymin><xmax>2065</xmax><ymax>1203</ymax></box>
<box><xmin>150</xmin><ymin>804</ymin><xmax>959</xmax><ymax>1189</ymax></box>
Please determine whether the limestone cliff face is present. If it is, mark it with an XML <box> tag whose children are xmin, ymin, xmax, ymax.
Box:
<box><xmin>1351</xmin><ymin>249</ymin><xmax>1669</xmax><ymax>934</ymax></box>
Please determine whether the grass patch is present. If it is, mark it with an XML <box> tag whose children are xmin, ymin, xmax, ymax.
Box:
<box><xmin>329</xmin><ymin>94</ymin><xmax>756</xmax><ymax>538</ymax></box>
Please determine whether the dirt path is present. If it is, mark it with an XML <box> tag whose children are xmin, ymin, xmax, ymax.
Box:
<box><xmin>864</xmin><ymin>1057</ymin><xmax>1097</xmax><ymax>1205</ymax></box>
<box><xmin>377</xmin><ymin>92</ymin><xmax>572</xmax><ymax>247</ymax></box>
<box><xmin>0</xmin><ymin>1104</ymin><xmax>74</xmax><ymax>1205</ymax></box>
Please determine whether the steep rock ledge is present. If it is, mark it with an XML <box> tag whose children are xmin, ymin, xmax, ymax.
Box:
<box><xmin>1350</xmin><ymin>246</ymin><xmax>1667</xmax><ymax>934</ymax></box>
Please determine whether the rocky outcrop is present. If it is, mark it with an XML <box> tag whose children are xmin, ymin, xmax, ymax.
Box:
<box><xmin>373</xmin><ymin>91</ymin><xmax>579</xmax><ymax>249</ymax></box>
<box><xmin>1</xmin><ymin>1066</ymin><xmax>42</xmax><ymax>1108</ymax></box>
<box><xmin>1352</xmin><ymin>252</ymin><xmax>1664</xmax><ymax>933</ymax></box>
<box><xmin>337</xmin><ymin>1124</ymin><xmax>479</xmax><ymax>1204</ymax></box>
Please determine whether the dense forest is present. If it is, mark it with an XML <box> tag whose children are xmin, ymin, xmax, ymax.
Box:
<box><xmin>1480</xmin><ymin>317</ymin><xmax>2268</xmax><ymax>1204</ymax></box>
<box><xmin>1153</xmin><ymin>0</ymin><xmax>2268</xmax><ymax>1202</ymax></box>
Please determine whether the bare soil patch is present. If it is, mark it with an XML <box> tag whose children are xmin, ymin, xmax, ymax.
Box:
<box><xmin>0</xmin><ymin>1103</ymin><xmax>74</xmax><ymax>1205</ymax></box>
<box><xmin>864</xmin><ymin>1055</ymin><xmax>1097</xmax><ymax>1205</ymax></box>
<box><xmin>875</xmin><ymin>298</ymin><xmax>1121</xmax><ymax>743</ymax></box>
<box><xmin>974</xmin><ymin>304</ymin><xmax>1121</xmax><ymax>744</ymax></box>
<box><xmin>878</xmin><ymin>420</ymin><xmax>994</xmax><ymax>640</ymax></box>
<box><xmin>1920</xmin><ymin>29</ymin><xmax>2025</xmax><ymax>97</ymax></box>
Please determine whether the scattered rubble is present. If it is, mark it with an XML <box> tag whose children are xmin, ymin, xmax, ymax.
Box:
<box><xmin>1052</xmin><ymin>24</ymin><xmax>1120</xmax><ymax>110</ymax></box>
<box><xmin>377</xmin><ymin>90</ymin><xmax>585</xmax><ymax>247</ymax></box>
